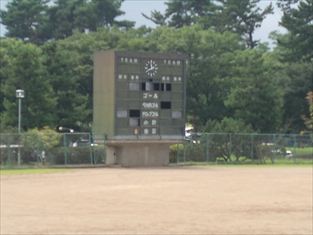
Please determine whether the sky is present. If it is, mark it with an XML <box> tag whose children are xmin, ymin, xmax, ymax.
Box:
<box><xmin>117</xmin><ymin>0</ymin><xmax>286</xmax><ymax>45</ymax></box>
<box><xmin>0</xmin><ymin>0</ymin><xmax>287</xmax><ymax>45</ymax></box>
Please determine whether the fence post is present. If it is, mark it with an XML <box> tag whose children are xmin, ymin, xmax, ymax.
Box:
<box><xmin>176</xmin><ymin>143</ymin><xmax>179</xmax><ymax>164</ymax></box>
<box><xmin>250</xmin><ymin>134</ymin><xmax>254</xmax><ymax>162</ymax></box>
<box><xmin>17</xmin><ymin>133</ymin><xmax>22</xmax><ymax>166</ymax></box>
<box><xmin>229</xmin><ymin>133</ymin><xmax>232</xmax><ymax>162</ymax></box>
<box><xmin>272</xmin><ymin>134</ymin><xmax>276</xmax><ymax>164</ymax></box>
<box><xmin>208</xmin><ymin>134</ymin><xmax>211</xmax><ymax>163</ymax></box>
<box><xmin>89</xmin><ymin>133</ymin><xmax>93</xmax><ymax>165</ymax></box>
<box><xmin>293</xmin><ymin>134</ymin><xmax>297</xmax><ymax>163</ymax></box>
<box><xmin>205</xmin><ymin>134</ymin><xmax>209</xmax><ymax>162</ymax></box>
<box><xmin>183</xmin><ymin>142</ymin><xmax>186</xmax><ymax>163</ymax></box>
<box><xmin>7</xmin><ymin>136</ymin><xmax>12</xmax><ymax>165</ymax></box>
<box><xmin>63</xmin><ymin>134</ymin><xmax>68</xmax><ymax>165</ymax></box>
<box><xmin>103</xmin><ymin>134</ymin><xmax>106</xmax><ymax>164</ymax></box>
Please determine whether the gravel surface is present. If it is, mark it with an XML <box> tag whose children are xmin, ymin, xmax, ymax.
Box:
<box><xmin>1</xmin><ymin>166</ymin><xmax>312</xmax><ymax>234</ymax></box>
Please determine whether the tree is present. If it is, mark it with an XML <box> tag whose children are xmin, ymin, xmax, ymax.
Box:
<box><xmin>143</xmin><ymin>26</ymin><xmax>244</xmax><ymax>128</ymax></box>
<box><xmin>143</xmin><ymin>0</ymin><xmax>273</xmax><ymax>48</ymax></box>
<box><xmin>88</xmin><ymin>0</ymin><xmax>134</xmax><ymax>29</ymax></box>
<box><xmin>0</xmin><ymin>24</ymin><xmax>290</xmax><ymax>133</ymax></box>
<box><xmin>0</xmin><ymin>0</ymin><xmax>50</xmax><ymax>44</ymax></box>
<box><xmin>224</xmin><ymin>49</ymin><xmax>284</xmax><ymax>132</ymax></box>
<box><xmin>303</xmin><ymin>91</ymin><xmax>313</xmax><ymax>130</ymax></box>
<box><xmin>272</xmin><ymin>0</ymin><xmax>313</xmax><ymax>132</ymax></box>
<box><xmin>279</xmin><ymin>62</ymin><xmax>313</xmax><ymax>132</ymax></box>
<box><xmin>143</xmin><ymin>0</ymin><xmax>217</xmax><ymax>28</ymax></box>
<box><xmin>0</xmin><ymin>39</ymin><xmax>56</xmax><ymax>130</ymax></box>
<box><xmin>212</xmin><ymin>0</ymin><xmax>273</xmax><ymax>48</ymax></box>
<box><xmin>47</xmin><ymin>0</ymin><xmax>134</xmax><ymax>39</ymax></box>
<box><xmin>42</xmin><ymin>29</ymin><xmax>119</xmax><ymax>131</ymax></box>
<box><xmin>278</xmin><ymin>0</ymin><xmax>313</xmax><ymax>61</ymax></box>
<box><xmin>22</xmin><ymin>127</ymin><xmax>61</xmax><ymax>151</ymax></box>
<box><xmin>0</xmin><ymin>0</ymin><xmax>134</xmax><ymax>43</ymax></box>
<box><xmin>203</xmin><ymin>117</ymin><xmax>253</xmax><ymax>133</ymax></box>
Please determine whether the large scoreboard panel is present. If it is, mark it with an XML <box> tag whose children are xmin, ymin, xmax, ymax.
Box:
<box><xmin>93</xmin><ymin>50</ymin><xmax>187</xmax><ymax>140</ymax></box>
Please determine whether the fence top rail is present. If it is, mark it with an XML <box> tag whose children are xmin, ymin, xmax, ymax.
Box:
<box><xmin>201</xmin><ymin>133</ymin><xmax>312</xmax><ymax>137</ymax></box>
<box><xmin>0</xmin><ymin>132</ymin><xmax>91</xmax><ymax>136</ymax></box>
<box><xmin>62</xmin><ymin>132</ymin><xmax>91</xmax><ymax>136</ymax></box>
<box><xmin>1</xmin><ymin>132</ymin><xmax>312</xmax><ymax>139</ymax></box>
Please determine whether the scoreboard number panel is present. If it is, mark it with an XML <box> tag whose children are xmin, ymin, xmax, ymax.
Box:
<box><xmin>115</xmin><ymin>53</ymin><xmax>186</xmax><ymax>137</ymax></box>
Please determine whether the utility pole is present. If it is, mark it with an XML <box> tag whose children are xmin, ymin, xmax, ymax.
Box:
<box><xmin>16</xmin><ymin>89</ymin><xmax>24</xmax><ymax>165</ymax></box>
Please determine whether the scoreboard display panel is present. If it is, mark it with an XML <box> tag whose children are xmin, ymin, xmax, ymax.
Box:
<box><xmin>93</xmin><ymin>50</ymin><xmax>187</xmax><ymax>140</ymax></box>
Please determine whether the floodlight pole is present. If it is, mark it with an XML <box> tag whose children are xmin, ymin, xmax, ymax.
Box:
<box><xmin>18</xmin><ymin>98</ymin><xmax>22</xmax><ymax>134</ymax></box>
<box><xmin>16</xmin><ymin>89</ymin><xmax>24</xmax><ymax>166</ymax></box>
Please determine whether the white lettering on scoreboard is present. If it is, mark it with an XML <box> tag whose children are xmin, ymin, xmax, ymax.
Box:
<box><xmin>142</xmin><ymin>102</ymin><xmax>159</xmax><ymax>109</ymax></box>
<box><xmin>142</xmin><ymin>111</ymin><xmax>159</xmax><ymax>118</ymax></box>
<box><xmin>141</xmin><ymin>89</ymin><xmax>160</xmax><ymax>134</ymax></box>
<box><xmin>143</xmin><ymin>92</ymin><xmax>158</xmax><ymax>99</ymax></box>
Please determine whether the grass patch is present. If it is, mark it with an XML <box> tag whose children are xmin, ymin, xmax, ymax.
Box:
<box><xmin>0</xmin><ymin>168</ymin><xmax>70</xmax><ymax>175</ymax></box>
<box><xmin>287</xmin><ymin>147</ymin><xmax>313</xmax><ymax>157</ymax></box>
<box><xmin>174</xmin><ymin>160</ymin><xmax>313</xmax><ymax>167</ymax></box>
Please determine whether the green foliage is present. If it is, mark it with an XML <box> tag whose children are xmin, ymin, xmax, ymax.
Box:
<box><xmin>203</xmin><ymin>117</ymin><xmax>253</xmax><ymax>133</ymax></box>
<box><xmin>278</xmin><ymin>0</ymin><xmax>313</xmax><ymax>62</ymax></box>
<box><xmin>22</xmin><ymin>127</ymin><xmax>61</xmax><ymax>151</ymax></box>
<box><xmin>278</xmin><ymin>62</ymin><xmax>313</xmax><ymax>132</ymax></box>
<box><xmin>224</xmin><ymin>49</ymin><xmax>284</xmax><ymax>132</ymax></box>
<box><xmin>0</xmin><ymin>0</ymin><xmax>134</xmax><ymax>43</ymax></box>
<box><xmin>303</xmin><ymin>91</ymin><xmax>313</xmax><ymax>130</ymax></box>
<box><xmin>0</xmin><ymin>0</ymin><xmax>311</xmax><ymax>134</ymax></box>
<box><xmin>271</xmin><ymin>0</ymin><xmax>313</xmax><ymax>132</ymax></box>
<box><xmin>215</xmin><ymin>0</ymin><xmax>273</xmax><ymax>48</ymax></box>
<box><xmin>0</xmin><ymin>38</ymin><xmax>56</xmax><ymax>130</ymax></box>
<box><xmin>0</xmin><ymin>0</ymin><xmax>50</xmax><ymax>44</ymax></box>
<box><xmin>48</xmin><ymin>0</ymin><xmax>133</xmax><ymax>39</ymax></box>
<box><xmin>144</xmin><ymin>0</ymin><xmax>273</xmax><ymax>48</ymax></box>
<box><xmin>163</xmin><ymin>0</ymin><xmax>216</xmax><ymax>27</ymax></box>
<box><xmin>146</xmin><ymin>26</ymin><xmax>243</xmax><ymax>127</ymax></box>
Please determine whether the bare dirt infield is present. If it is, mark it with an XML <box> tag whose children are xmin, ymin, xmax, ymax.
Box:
<box><xmin>1</xmin><ymin>166</ymin><xmax>312</xmax><ymax>235</ymax></box>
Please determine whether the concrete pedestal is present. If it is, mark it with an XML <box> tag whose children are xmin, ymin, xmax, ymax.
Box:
<box><xmin>105</xmin><ymin>140</ymin><xmax>180</xmax><ymax>167</ymax></box>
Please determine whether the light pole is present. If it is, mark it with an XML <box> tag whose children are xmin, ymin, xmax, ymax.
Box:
<box><xmin>58</xmin><ymin>126</ymin><xmax>74</xmax><ymax>133</ymax></box>
<box><xmin>16</xmin><ymin>89</ymin><xmax>24</xmax><ymax>165</ymax></box>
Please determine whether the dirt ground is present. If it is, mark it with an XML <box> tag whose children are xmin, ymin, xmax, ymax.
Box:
<box><xmin>1</xmin><ymin>166</ymin><xmax>312</xmax><ymax>235</ymax></box>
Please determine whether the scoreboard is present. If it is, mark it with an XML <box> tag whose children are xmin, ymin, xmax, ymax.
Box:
<box><xmin>93</xmin><ymin>50</ymin><xmax>187</xmax><ymax>140</ymax></box>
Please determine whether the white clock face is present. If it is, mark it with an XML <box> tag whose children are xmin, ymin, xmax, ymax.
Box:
<box><xmin>144</xmin><ymin>59</ymin><xmax>158</xmax><ymax>77</ymax></box>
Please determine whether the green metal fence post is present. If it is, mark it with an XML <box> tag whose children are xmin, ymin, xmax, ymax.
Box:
<box><xmin>205</xmin><ymin>134</ymin><xmax>209</xmax><ymax>162</ymax></box>
<box><xmin>229</xmin><ymin>133</ymin><xmax>232</xmax><ymax>162</ymax></box>
<box><xmin>89</xmin><ymin>133</ymin><xmax>93</xmax><ymax>165</ymax></box>
<box><xmin>176</xmin><ymin>143</ymin><xmax>179</xmax><ymax>164</ymax></box>
<box><xmin>7</xmin><ymin>137</ymin><xmax>11</xmax><ymax>165</ymax></box>
<box><xmin>293</xmin><ymin>134</ymin><xmax>297</xmax><ymax>163</ymax></box>
<box><xmin>63</xmin><ymin>134</ymin><xmax>68</xmax><ymax>165</ymax></box>
<box><xmin>207</xmin><ymin>134</ymin><xmax>210</xmax><ymax>163</ymax></box>
<box><xmin>103</xmin><ymin>134</ymin><xmax>106</xmax><ymax>164</ymax></box>
<box><xmin>251</xmin><ymin>134</ymin><xmax>254</xmax><ymax>162</ymax></box>
<box><xmin>272</xmin><ymin>134</ymin><xmax>276</xmax><ymax>164</ymax></box>
<box><xmin>183</xmin><ymin>142</ymin><xmax>186</xmax><ymax>163</ymax></box>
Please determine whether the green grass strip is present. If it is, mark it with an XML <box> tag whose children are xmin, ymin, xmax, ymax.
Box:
<box><xmin>174</xmin><ymin>161</ymin><xmax>313</xmax><ymax>168</ymax></box>
<box><xmin>0</xmin><ymin>168</ymin><xmax>70</xmax><ymax>175</ymax></box>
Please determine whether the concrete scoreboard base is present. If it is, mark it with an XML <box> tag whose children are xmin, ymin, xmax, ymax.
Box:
<box><xmin>105</xmin><ymin>140</ymin><xmax>181</xmax><ymax>167</ymax></box>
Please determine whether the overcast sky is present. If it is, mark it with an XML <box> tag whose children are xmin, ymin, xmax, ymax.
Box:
<box><xmin>0</xmin><ymin>0</ymin><xmax>287</xmax><ymax>45</ymax></box>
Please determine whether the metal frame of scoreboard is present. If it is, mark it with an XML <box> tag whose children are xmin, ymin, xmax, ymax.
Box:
<box><xmin>93</xmin><ymin>50</ymin><xmax>188</xmax><ymax>166</ymax></box>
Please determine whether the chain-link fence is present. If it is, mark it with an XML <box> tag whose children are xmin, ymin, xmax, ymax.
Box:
<box><xmin>1</xmin><ymin>132</ymin><xmax>312</xmax><ymax>167</ymax></box>
<box><xmin>170</xmin><ymin>133</ymin><xmax>313</xmax><ymax>164</ymax></box>
<box><xmin>0</xmin><ymin>133</ymin><xmax>106</xmax><ymax>167</ymax></box>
